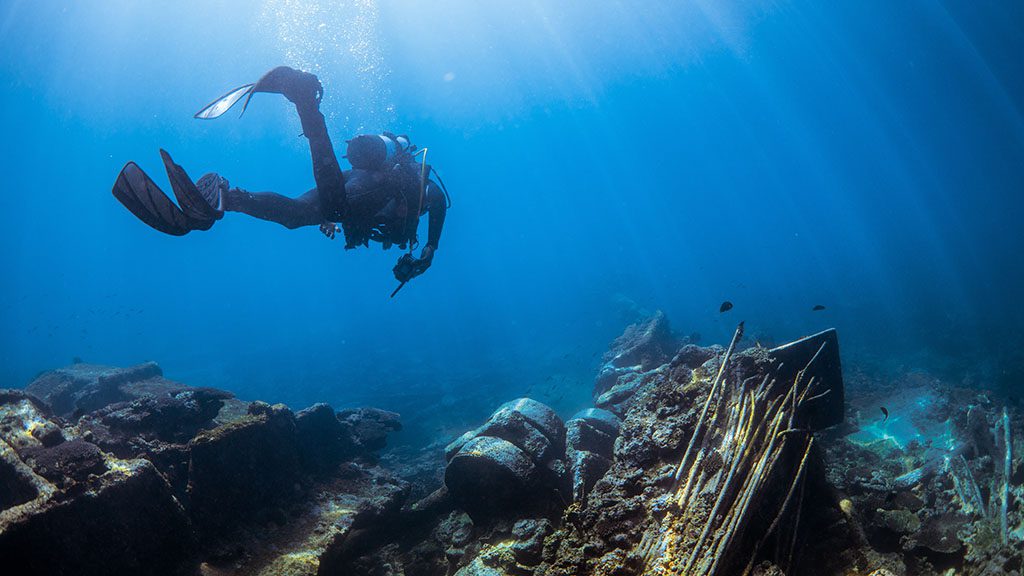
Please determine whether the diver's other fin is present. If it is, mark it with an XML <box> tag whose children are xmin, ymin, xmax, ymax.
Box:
<box><xmin>111</xmin><ymin>162</ymin><xmax>193</xmax><ymax>236</ymax></box>
<box><xmin>159</xmin><ymin>149</ymin><xmax>220</xmax><ymax>228</ymax></box>
<box><xmin>194</xmin><ymin>83</ymin><xmax>255</xmax><ymax>119</ymax></box>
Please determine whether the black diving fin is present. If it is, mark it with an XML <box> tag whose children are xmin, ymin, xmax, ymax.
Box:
<box><xmin>112</xmin><ymin>163</ymin><xmax>193</xmax><ymax>236</ymax></box>
<box><xmin>194</xmin><ymin>83</ymin><xmax>255</xmax><ymax>120</ymax></box>
<box><xmin>159</xmin><ymin>149</ymin><xmax>222</xmax><ymax>223</ymax></box>
<box><xmin>111</xmin><ymin>151</ymin><xmax>218</xmax><ymax>235</ymax></box>
<box><xmin>193</xmin><ymin>66</ymin><xmax>323</xmax><ymax>120</ymax></box>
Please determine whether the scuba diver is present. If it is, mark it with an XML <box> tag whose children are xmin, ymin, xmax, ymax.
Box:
<box><xmin>112</xmin><ymin>66</ymin><xmax>449</xmax><ymax>296</ymax></box>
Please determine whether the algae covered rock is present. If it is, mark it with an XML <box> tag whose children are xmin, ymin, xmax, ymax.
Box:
<box><xmin>510</xmin><ymin>518</ymin><xmax>554</xmax><ymax>565</ymax></box>
<box><xmin>295</xmin><ymin>402</ymin><xmax>354</xmax><ymax>472</ymax></box>
<box><xmin>0</xmin><ymin>459</ymin><xmax>196</xmax><ymax>576</ymax></box>
<box><xmin>445</xmin><ymin>436</ymin><xmax>539</xmax><ymax>521</ymax></box>
<box><xmin>79</xmin><ymin>387</ymin><xmax>230</xmax><ymax>447</ymax></box>
<box><xmin>4</xmin><ymin>358</ymin><xmax>412</xmax><ymax>576</ymax></box>
<box><xmin>0</xmin><ymin>393</ymin><xmax>196</xmax><ymax>576</ymax></box>
<box><xmin>593</xmin><ymin>311</ymin><xmax>676</xmax><ymax>402</ymax></box>
<box><xmin>904</xmin><ymin>512</ymin><xmax>968</xmax><ymax>555</ymax></box>
<box><xmin>496</xmin><ymin>398</ymin><xmax>566</xmax><ymax>450</ymax></box>
<box><xmin>19</xmin><ymin>438</ymin><xmax>107</xmax><ymax>487</ymax></box>
<box><xmin>187</xmin><ymin>402</ymin><xmax>301</xmax><ymax>538</ymax></box>
<box><xmin>445</xmin><ymin>398</ymin><xmax>565</xmax><ymax>464</ymax></box>
<box><xmin>443</xmin><ymin>398</ymin><xmax>567</xmax><ymax>523</ymax></box>
<box><xmin>875</xmin><ymin>508</ymin><xmax>921</xmax><ymax>535</ymax></box>
<box><xmin>25</xmin><ymin>361</ymin><xmax>164</xmax><ymax>417</ymax></box>
<box><xmin>475</xmin><ymin>404</ymin><xmax>559</xmax><ymax>464</ymax></box>
<box><xmin>569</xmin><ymin>407</ymin><xmax>621</xmax><ymax>438</ymax></box>
<box><xmin>338</xmin><ymin>406</ymin><xmax>402</xmax><ymax>453</ymax></box>
<box><xmin>565</xmin><ymin>408</ymin><xmax>620</xmax><ymax>502</ymax></box>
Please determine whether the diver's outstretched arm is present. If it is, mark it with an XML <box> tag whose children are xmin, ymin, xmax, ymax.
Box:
<box><xmin>252</xmin><ymin>66</ymin><xmax>348</xmax><ymax>222</ymax></box>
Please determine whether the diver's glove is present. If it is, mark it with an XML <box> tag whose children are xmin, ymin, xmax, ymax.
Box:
<box><xmin>319</xmin><ymin>222</ymin><xmax>341</xmax><ymax>240</ymax></box>
<box><xmin>393</xmin><ymin>246</ymin><xmax>434</xmax><ymax>283</ymax></box>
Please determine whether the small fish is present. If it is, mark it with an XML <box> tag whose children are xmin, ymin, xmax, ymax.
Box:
<box><xmin>880</xmin><ymin>407</ymin><xmax>889</xmax><ymax>422</ymax></box>
<box><xmin>719</xmin><ymin>301</ymin><xmax>734</xmax><ymax>313</ymax></box>
<box><xmin>812</xmin><ymin>305</ymin><xmax>826</xmax><ymax>311</ymax></box>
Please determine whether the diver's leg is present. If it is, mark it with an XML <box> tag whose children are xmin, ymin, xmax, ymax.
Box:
<box><xmin>252</xmin><ymin>66</ymin><xmax>348</xmax><ymax>222</ymax></box>
<box><xmin>223</xmin><ymin>187</ymin><xmax>322</xmax><ymax>230</ymax></box>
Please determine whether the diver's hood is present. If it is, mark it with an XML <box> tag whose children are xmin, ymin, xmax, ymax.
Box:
<box><xmin>345</xmin><ymin>134</ymin><xmax>411</xmax><ymax>171</ymax></box>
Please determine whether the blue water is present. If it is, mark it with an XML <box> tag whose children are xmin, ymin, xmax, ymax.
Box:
<box><xmin>1</xmin><ymin>1</ymin><xmax>1022</xmax><ymax>442</ymax></box>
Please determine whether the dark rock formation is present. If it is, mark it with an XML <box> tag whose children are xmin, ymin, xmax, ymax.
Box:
<box><xmin>0</xmin><ymin>391</ymin><xmax>196</xmax><ymax>576</ymax></box>
<box><xmin>78</xmin><ymin>387</ymin><xmax>231</xmax><ymax>450</ymax></box>
<box><xmin>443</xmin><ymin>398</ymin><xmax>567</xmax><ymax>524</ymax></box>
<box><xmin>565</xmin><ymin>408</ymin><xmax>620</xmax><ymax>501</ymax></box>
<box><xmin>593</xmin><ymin>311</ymin><xmax>676</xmax><ymax>402</ymax></box>
<box><xmin>2</xmin><ymin>360</ymin><xmax>406</xmax><ymax>576</ymax></box>
<box><xmin>445</xmin><ymin>436</ymin><xmax>541</xmax><ymax>521</ymax></box>
<box><xmin>1</xmin><ymin>458</ymin><xmax>197</xmax><ymax>576</ymax></box>
<box><xmin>25</xmin><ymin>361</ymin><xmax>165</xmax><ymax>417</ymax></box>
<box><xmin>187</xmin><ymin>401</ymin><xmax>302</xmax><ymax>540</ymax></box>
<box><xmin>339</xmin><ymin>407</ymin><xmax>403</xmax><ymax>454</ymax></box>
<box><xmin>296</xmin><ymin>402</ymin><xmax>356</xmax><ymax>473</ymax></box>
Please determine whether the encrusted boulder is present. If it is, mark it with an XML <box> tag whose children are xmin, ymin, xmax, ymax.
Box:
<box><xmin>25</xmin><ymin>361</ymin><xmax>165</xmax><ymax>417</ymax></box>
<box><xmin>338</xmin><ymin>407</ymin><xmax>402</xmax><ymax>454</ymax></box>
<box><xmin>187</xmin><ymin>401</ymin><xmax>302</xmax><ymax>539</ymax></box>
<box><xmin>443</xmin><ymin>398</ymin><xmax>567</xmax><ymax>523</ymax></box>
<box><xmin>476</xmin><ymin>405</ymin><xmax>558</xmax><ymax>464</ymax></box>
<box><xmin>295</xmin><ymin>402</ymin><xmax>356</xmax><ymax>473</ymax></box>
<box><xmin>565</xmin><ymin>408</ymin><xmax>621</xmax><ymax>501</ymax></box>
<box><xmin>602</xmin><ymin>311</ymin><xmax>675</xmax><ymax>373</ymax></box>
<box><xmin>5</xmin><ymin>359</ymin><xmax>413</xmax><ymax>576</ymax></box>
<box><xmin>0</xmin><ymin>391</ymin><xmax>195</xmax><ymax>576</ymax></box>
<box><xmin>445</xmin><ymin>436</ymin><xmax>540</xmax><ymax>521</ymax></box>
<box><xmin>594</xmin><ymin>311</ymin><xmax>676</xmax><ymax>400</ymax></box>
<box><xmin>0</xmin><ymin>458</ymin><xmax>197</xmax><ymax>576</ymax></box>
<box><xmin>570</xmin><ymin>408</ymin><xmax>622</xmax><ymax>438</ymax></box>
<box><xmin>78</xmin><ymin>387</ymin><xmax>230</xmax><ymax>448</ymax></box>
<box><xmin>904</xmin><ymin>512</ymin><xmax>968</xmax><ymax>555</ymax></box>
<box><xmin>511</xmin><ymin>518</ymin><xmax>554</xmax><ymax>566</ymax></box>
<box><xmin>446</xmin><ymin>398</ymin><xmax>566</xmax><ymax>462</ymax></box>
<box><xmin>19</xmin><ymin>439</ymin><xmax>107</xmax><ymax>489</ymax></box>
<box><xmin>0</xmin><ymin>390</ymin><xmax>62</xmax><ymax>451</ymax></box>
<box><xmin>434</xmin><ymin>510</ymin><xmax>476</xmax><ymax>559</ymax></box>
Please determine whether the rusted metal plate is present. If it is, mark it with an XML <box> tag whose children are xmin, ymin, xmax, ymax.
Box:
<box><xmin>769</xmin><ymin>328</ymin><xmax>844</xmax><ymax>430</ymax></box>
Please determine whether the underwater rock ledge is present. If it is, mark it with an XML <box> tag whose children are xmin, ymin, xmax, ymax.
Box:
<box><xmin>1</xmin><ymin>362</ymin><xmax>405</xmax><ymax>576</ymax></box>
<box><xmin>2</xmin><ymin>313</ymin><xmax>1022</xmax><ymax>576</ymax></box>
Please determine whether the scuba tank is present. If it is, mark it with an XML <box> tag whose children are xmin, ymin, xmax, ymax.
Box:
<box><xmin>345</xmin><ymin>133</ymin><xmax>413</xmax><ymax>170</ymax></box>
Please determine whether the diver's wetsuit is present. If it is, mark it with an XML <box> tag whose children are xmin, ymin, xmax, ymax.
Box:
<box><xmin>222</xmin><ymin>87</ymin><xmax>447</xmax><ymax>251</ymax></box>
<box><xmin>223</xmin><ymin>171</ymin><xmax>447</xmax><ymax>250</ymax></box>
